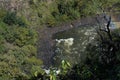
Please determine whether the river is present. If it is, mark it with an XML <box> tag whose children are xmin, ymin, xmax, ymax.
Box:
<box><xmin>52</xmin><ymin>25</ymin><xmax>97</xmax><ymax>66</ymax></box>
<box><xmin>52</xmin><ymin>14</ymin><xmax>120</xmax><ymax>67</ymax></box>
<box><xmin>37</xmin><ymin>13</ymin><xmax>120</xmax><ymax>67</ymax></box>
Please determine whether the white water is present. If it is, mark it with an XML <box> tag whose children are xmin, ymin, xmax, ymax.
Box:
<box><xmin>53</xmin><ymin>15</ymin><xmax>119</xmax><ymax>66</ymax></box>
<box><xmin>55</xmin><ymin>38</ymin><xmax>74</xmax><ymax>46</ymax></box>
<box><xmin>53</xmin><ymin>26</ymin><xmax>97</xmax><ymax>66</ymax></box>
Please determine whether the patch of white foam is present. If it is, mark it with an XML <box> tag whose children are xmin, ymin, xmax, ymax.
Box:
<box><xmin>64</xmin><ymin>38</ymin><xmax>74</xmax><ymax>46</ymax></box>
<box><xmin>56</xmin><ymin>38</ymin><xmax>74</xmax><ymax>46</ymax></box>
<box><xmin>44</xmin><ymin>69</ymin><xmax>50</xmax><ymax>74</ymax></box>
<box><xmin>43</xmin><ymin>69</ymin><xmax>60</xmax><ymax>75</ymax></box>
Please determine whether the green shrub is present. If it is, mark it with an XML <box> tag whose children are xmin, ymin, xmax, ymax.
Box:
<box><xmin>46</xmin><ymin>16</ymin><xmax>56</xmax><ymax>27</ymax></box>
<box><xmin>0</xmin><ymin>45</ymin><xmax>5</xmax><ymax>54</ymax></box>
<box><xmin>3</xmin><ymin>12</ymin><xmax>26</xmax><ymax>26</ymax></box>
<box><xmin>22</xmin><ymin>45</ymin><xmax>37</xmax><ymax>57</ymax></box>
<box><xmin>3</xmin><ymin>12</ymin><xmax>17</xmax><ymax>25</ymax></box>
<box><xmin>0</xmin><ymin>20</ymin><xmax>7</xmax><ymax>34</ymax></box>
<box><xmin>0</xmin><ymin>9</ymin><xmax>7</xmax><ymax>19</ymax></box>
<box><xmin>4</xmin><ymin>27</ymin><xmax>16</xmax><ymax>43</ymax></box>
<box><xmin>14</xmin><ymin>27</ymin><xmax>37</xmax><ymax>47</ymax></box>
<box><xmin>16</xmin><ymin>17</ymin><xmax>26</xmax><ymax>26</ymax></box>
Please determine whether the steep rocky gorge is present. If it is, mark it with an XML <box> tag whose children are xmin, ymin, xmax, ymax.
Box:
<box><xmin>37</xmin><ymin>15</ymin><xmax>108</xmax><ymax>66</ymax></box>
<box><xmin>1</xmin><ymin>0</ymin><xmax>120</xmax><ymax>67</ymax></box>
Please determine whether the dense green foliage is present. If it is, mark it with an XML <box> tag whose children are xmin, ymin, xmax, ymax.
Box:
<box><xmin>27</xmin><ymin>0</ymin><xmax>120</xmax><ymax>27</ymax></box>
<box><xmin>3</xmin><ymin>12</ymin><xmax>26</xmax><ymax>26</ymax></box>
<box><xmin>0</xmin><ymin>13</ymin><xmax>43</xmax><ymax>79</ymax></box>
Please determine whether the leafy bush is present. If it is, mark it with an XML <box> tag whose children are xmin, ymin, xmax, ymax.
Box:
<box><xmin>4</xmin><ymin>26</ymin><xmax>37</xmax><ymax>47</ymax></box>
<box><xmin>3</xmin><ymin>12</ymin><xmax>17</xmax><ymax>25</ymax></box>
<box><xmin>0</xmin><ymin>19</ymin><xmax>41</xmax><ymax>79</ymax></box>
<box><xmin>3</xmin><ymin>12</ymin><xmax>26</xmax><ymax>26</ymax></box>
<box><xmin>57</xmin><ymin>0</ymin><xmax>81</xmax><ymax>19</ymax></box>
<box><xmin>4</xmin><ymin>27</ymin><xmax>16</xmax><ymax>43</ymax></box>
<box><xmin>0</xmin><ymin>20</ymin><xmax>7</xmax><ymax>34</ymax></box>
<box><xmin>46</xmin><ymin>16</ymin><xmax>56</xmax><ymax>27</ymax></box>
<box><xmin>0</xmin><ymin>9</ymin><xmax>7</xmax><ymax>19</ymax></box>
<box><xmin>0</xmin><ymin>44</ymin><xmax>5</xmax><ymax>54</ymax></box>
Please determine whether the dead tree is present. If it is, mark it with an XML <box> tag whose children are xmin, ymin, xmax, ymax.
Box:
<box><xmin>96</xmin><ymin>14</ymin><xmax>118</xmax><ymax>65</ymax></box>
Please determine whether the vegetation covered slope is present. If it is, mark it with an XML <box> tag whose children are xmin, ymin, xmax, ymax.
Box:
<box><xmin>0</xmin><ymin>11</ymin><xmax>43</xmax><ymax>79</ymax></box>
